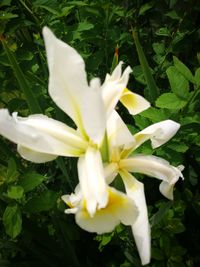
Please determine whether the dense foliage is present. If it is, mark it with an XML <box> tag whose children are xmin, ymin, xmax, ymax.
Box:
<box><xmin>0</xmin><ymin>0</ymin><xmax>200</xmax><ymax>266</ymax></box>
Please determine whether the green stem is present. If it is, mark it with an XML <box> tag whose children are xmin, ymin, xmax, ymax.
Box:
<box><xmin>100</xmin><ymin>132</ymin><xmax>109</xmax><ymax>162</ymax></box>
<box><xmin>131</xmin><ymin>27</ymin><xmax>159</xmax><ymax>103</ymax></box>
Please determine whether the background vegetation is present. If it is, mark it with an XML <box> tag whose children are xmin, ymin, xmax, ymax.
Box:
<box><xmin>0</xmin><ymin>0</ymin><xmax>200</xmax><ymax>266</ymax></box>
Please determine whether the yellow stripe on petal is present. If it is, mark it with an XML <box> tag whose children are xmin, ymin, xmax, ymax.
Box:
<box><xmin>120</xmin><ymin>88</ymin><xmax>150</xmax><ymax>115</ymax></box>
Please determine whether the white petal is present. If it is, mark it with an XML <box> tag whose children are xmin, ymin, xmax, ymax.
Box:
<box><xmin>120</xmin><ymin>89</ymin><xmax>150</xmax><ymax>115</ymax></box>
<box><xmin>107</xmin><ymin>110</ymin><xmax>135</xmax><ymax>149</ymax></box>
<box><xmin>17</xmin><ymin>145</ymin><xmax>57</xmax><ymax>163</ymax></box>
<box><xmin>82</xmin><ymin>78</ymin><xmax>106</xmax><ymax>144</ymax></box>
<box><xmin>43</xmin><ymin>27</ymin><xmax>106</xmax><ymax>144</ymax></box>
<box><xmin>0</xmin><ymin>109</ymin><xmax>83</xmax><ymax>158</ymax></box>
<box><xmin>110</xmin><ymin>61</ymin><xmax>123</xmax><ymax>80</ymax></box>
<box><xmin>104</xmin><ymin>162</ymin><xmax>118</xmax><ymax>184</ymax></box>
<box><xmin>43</xmin><ymin>27</ymin><xmax>88</xmax><ymax>126</ymax></box>
<box><xmin>133</xmin><ymin>120</ymin><xmax>180</xmax><ymax>149</ymax></box>
<box><xmin>75</xmin><ymin>187</ymin><xmax>138</xmax><ymax>234</ymax></box>
<box><xmin>102</xmin><ymin>62</ymin><xmax>132</xmax><ymax>118</ymax></box>
<box><xmin>17</xmin><ymin>113</ymin><xmax>87</xmax><ymax>150</ymax></box>
<box><xmin>120</xmin><ymin>170</ymin><xmax>150</xmax><ymax>265</ymax></box>
<box><xmin>78</xmin><ymin>147</ymin><xmax>108</xmax><ymax>216</ymax></box>
<box><xmin>120</xmin><ymin>155</ymin><xmax>183</xmax><ymax>198</ymax></box>
<box><xmin>159</xmin><ymin>165</ymin><xmax>184</xmax><ymax>200</ymax></box>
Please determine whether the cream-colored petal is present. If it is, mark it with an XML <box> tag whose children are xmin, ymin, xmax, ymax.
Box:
<box><xmin>75</xmin><ymin>186</ymin><xmax>138</xmax><ymax>234</ymax></box>
<box><xmin>17</xmin><ymin>113</ymin><xmax>87</xmax><ymax>150</ymax></box>
<box><xmin>43</xmin><ymin>27</ymin><xmax>106</xmax><ymax>144</ymax></box>
<box><xmin>102</xmin><ymin>62</ymin><xmax>132</xmax><ymax>118</ymax></box>
<box><xmin>78</xmin><ymin>147</ymin><xmax>108</xmax><ymax>216</ymax></box>
<box><xmin>17</xmin><ymin>145</ymin><xmax>57</xmax><ymax>163</ymax></box>
<box><xmin>0</xmin><ymin>109</ymin><xmax>82</xmax><ymax>158</ymax></box>
<box><xmin>159</xmin><ymin>165</ymin><xmax>184</xmax><ymax>200</ymax></box>
<box><xmin>43</xmin><ymin>27</ymin><xmax>88</xmax><ymax>127</ymax></box>
<box><xmin>133</xmin><ymin>120</ymin><xmax>180</xmax><ymax>149</ymax></box>
<box><xmin>107</xmin><ymin>110</ymin><xmax>135</xmax><ymax>149</ymax></box>
<box><xmin>120</xmin><ymin>89</ymin><xmax>150</xmax><ymax>115</ymax></box>
<box><xmin>120</xmin><ymin>155</ymin><xmax>183</xmax><ymax>198</ymax></box>
<box><xmin>119</xmin><ymin>170</ymin><xmax>150</xmax><ymax>266</ymax></box>
<box><xmin>104</xmin><ymin>162</ymin><xmax>118</xmax><ymax>184</ymax></box>
<box><xmin>82</xmin><ymin>78</ymin><xmax>106</xmax><ymax>144</ymax></box>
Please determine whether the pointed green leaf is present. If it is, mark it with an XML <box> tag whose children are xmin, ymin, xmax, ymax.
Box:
<box><xmin>166</xmin><ymin>66</ymin><xmax>189</xmax><ymax>99</ymax></box>
<box><xmin>173</xmin><ymin>56</ymin><xmax>194</xmax><ymax>83</ymax></box>
<box><xmin>18</xmin><ymin>172</ymin><xmax>46</xmax><ymax>193</ymax></box>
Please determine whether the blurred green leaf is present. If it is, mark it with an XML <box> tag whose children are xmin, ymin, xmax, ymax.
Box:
<box><xmin>3</xmin><ymin>204</ymin><xmax>22</xmax><ymax>238</ymax></box>
<box><xmin>7</xmin><ymin>185</ymin><xmax>24</xmax><ymax>199</ymax></box>
<box><xmin>194</xmin><ymin>67</ymin><xmax>200</xmax><ymax>87</ymax></box>
<box><xmin>18</xmin><ymin>172</ymin><xmax>46</xmax><ymax>192</ymax></box>
<box><xmin>24</xmin><ymin>190</ymin><xmax>59</xmax><ymax>213</ymax></box>
<box><xmin>5</xmin><ymin>158</ymin><xmax>19</xmax><ymax>183</ymax></box>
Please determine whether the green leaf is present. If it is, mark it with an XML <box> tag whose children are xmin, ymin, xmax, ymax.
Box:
<box><xmin>167</xmin><ymin>142</ymin><xmax>189</xmax><ymax>153</ymax></box>
<box><xmin>166</xmin><ymin>66</ymin><xmax>189</xmax><ymax>99</ymax></box>
<box><xmin>6</xmin><ymin>158</ymin><xmax>19</xmax><ymax>183</ymax></box>
<box><xmin>156</xmin><ymin>93</ymin><xmax>187</xmax><ymax>109</ymax></box>
<box><xmin>173</xmin><ymin>56</ymin><xmax>194</xmax><ymax>83</ymax></box>
<box><xmin>140</xmin><ymin>107</ymin><xmax>169</xmax><ymax>122</ymax></box>
<box><xmin>152</xmin><ymin>42</ymin><xmax>165</xmax><ymax>55</ymax></box>
<box><xmin>18</xmin><ymin>172</ymin><xmax>46</xmax><ymax>192</ymax></box>
<box><xmin>0</xmin><ymin>12</ymin><xmax>18</xmax><ymax>20</ymax></box>
<box><xmin>3</xmin><ymin>204</ymin><xmax>22</xmax><ymax>238</ymax></box>
<box><xmin>132</xmin><ymin>28</ymin><xmax>159</xmax><ymax>102</ymax></box>
<box><xmin>150</xmin><ymin>202</ymin><xmax>172</xmax><ymax>226</ymax></box>
<box><xmin>77</xmin><ymin>21</ymin><xmax>94</xmax><ymax>32</ymax></box>
<box><xmin>24</xmin><ymin>190</ymin><xmax>59</xmax><ymax>213</ymax></box>
<box><xmin>151</xmin><ymin>248</ymin><xmax>165</xmax><ymax>260</ymax></box>
<box><xmin>1</xmin><ymin>40</ymin><xmax>42</xmax><ymax>113</ymax></box>
<box><xmin>7</xmin><ymin>185</ymin><xmax>24</xmax><ymax>199</ymax></box>
<box><xmin>138</xmin><ymin>2</ymin><xmax>154</xmax><ymax>16</ymax></box>
<box><xmin>156</xmin><ymin>27</ymin><xmax>171</xmax><ymax>37</ymax></box>
<box><xmin>194</xmin><ymin>67</ymin><xmax>200</xmax><ymax>87</ymax></box>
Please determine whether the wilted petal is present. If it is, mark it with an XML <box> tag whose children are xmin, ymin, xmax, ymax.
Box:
<box><xmin>0</xmin><ymin>109</ymin><xmax>83</xmax><ymax>158</ymax></box>
<box><xmin>107</xmin><ymin>110</ymin><xmax>135</xmax><ymax>149</ymax></box>
<box><xmin>133</xmin><ymin>120</ymin><xmax>180</xmax><ymax>149</ymax></box>
<box><xmin>102</xmin><ymin>62</ymin><xmax>132</xmax><ymax>118</ymax></box>
<box><xmin>120</xmin><ymin>88</ymin><xmax>150</xmax><ymax>115</ymax></box>
<box><xmin>78</xmin><ymin>147</ymin><xmax>108</xmax><ymax>216</ymax></box>
<box><xmin>120</xmin><ymin>155</ymin><xmax>183</xmax><ymax>188</ymax></box>
<box><xmin>120</xmin><ymin>170</ymin><xmax>150</xmax><ymax>266</ymax></box>
<box><xmin>75</xmin><ymin>187</ymin><xmax>138</xmax><ymax>234</ymax></box>
<box><xmin>159</xmin><ymin>165</ymin><xmax>184</xmax><ymax>200</ymax></box>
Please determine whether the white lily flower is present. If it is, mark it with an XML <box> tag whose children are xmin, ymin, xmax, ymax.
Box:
<box><xmin>0</xmin><ymin>27</ymin><xmax>109</xmax><ymax>215</ymax></box>
<box><xmin>104</xmin><ymin>115</ymin><xmax>184</xmax><ymax>265</ymax></box>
